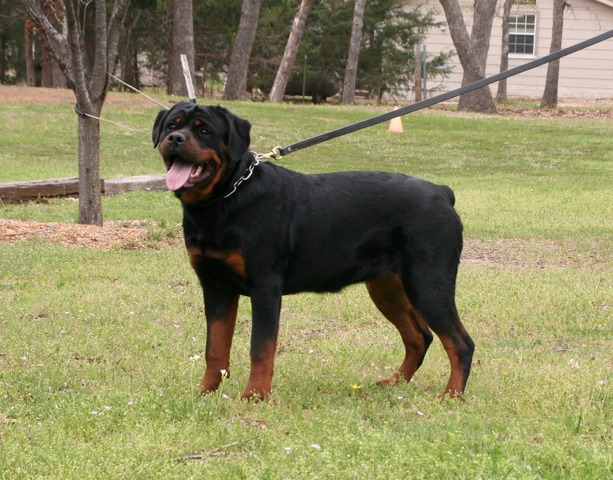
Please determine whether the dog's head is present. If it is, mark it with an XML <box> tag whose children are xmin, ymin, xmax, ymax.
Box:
<box><xmin>153</xmin><ymin>102</ymin><xmax>251</xmax><ymax>202</ymax></box>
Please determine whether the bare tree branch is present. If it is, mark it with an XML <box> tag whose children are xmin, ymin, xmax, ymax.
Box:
<box><xmin>64</xmin><ymin>0</ymin><xmax>92</xmax><ymax>112</ymax></box>
<box><xmin>21</xmin><ymin>0</ymin><xmax>73</xmax><ymax>84</ymax></box>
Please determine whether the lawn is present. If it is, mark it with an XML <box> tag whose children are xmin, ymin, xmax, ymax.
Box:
<box><xmin>0</xmin><ymin>90</ymin><xmax>611</xmax><ymax>479</ymax></box>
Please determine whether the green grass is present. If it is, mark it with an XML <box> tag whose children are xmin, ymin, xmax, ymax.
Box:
<box><xmin>1</xmin><ymin>93</ymin><xmax>611</xmax><ymax>478</ymax></box>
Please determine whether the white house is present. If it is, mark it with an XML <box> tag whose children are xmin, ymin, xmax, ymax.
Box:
<box><xmin>406</xmin><ymin>0</ymin><xmax>613</xmax><ymax>100</ymax></box>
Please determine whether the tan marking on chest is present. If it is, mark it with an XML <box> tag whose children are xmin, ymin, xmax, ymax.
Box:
<box><xmin>204</xmin><ymin>248</ymin><xmax>246</xmax><ymax>277</ymax></box>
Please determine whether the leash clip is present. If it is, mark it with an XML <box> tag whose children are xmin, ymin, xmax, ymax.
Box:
<box><xmin>255</xmin><ymin>146</ymin><xmax>283</xmax><ymax>162</ymax></box>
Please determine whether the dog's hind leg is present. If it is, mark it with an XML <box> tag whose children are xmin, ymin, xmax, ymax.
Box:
<box><xmin>401</xmin><ymin>266</ymin><xmax>474</xmax><ymax>397</ymax></box>
<box><xmin>366</xmin><ymin>273</ymin><xmax>433</xmax><ymax>386</ymax></box>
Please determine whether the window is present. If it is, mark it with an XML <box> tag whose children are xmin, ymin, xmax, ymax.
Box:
<box><xmin>509</xmin><ymin>15</ymin><xmax>536</xmax><ymax>55</ymax></box>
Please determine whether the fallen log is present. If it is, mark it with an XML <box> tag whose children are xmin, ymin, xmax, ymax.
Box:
<box><xmin>0</xmin><ymin>175</ymin><xmax>166</xmax><ymax>202</ymax></box>
<box><xmin>103</xmin><ymin>175</ymin><xmax>166</xmax><ymax>195</ymax></box>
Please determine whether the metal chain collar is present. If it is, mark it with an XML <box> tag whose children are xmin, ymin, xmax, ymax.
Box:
<box><xmin>222</xmin><ymin>154</ymin><xmax>262</xmax><ymax>199</ymax></box>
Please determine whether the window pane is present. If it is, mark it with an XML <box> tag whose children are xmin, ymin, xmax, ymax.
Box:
<box><xmin>509</xmin><ymin>15</ymin><xmax>536</xmax><ymax>54</ymax></box>
<box><xmin>510</xmin><ymin>34</ymin><xmax>534</xmax><ymax>55</ymax></box>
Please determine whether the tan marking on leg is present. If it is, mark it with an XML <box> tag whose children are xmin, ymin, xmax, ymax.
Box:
<box><xmin>438</xmin><ymin>334</ymin><xmax>466</xmax><ymax>398</ymax></box>
<box><xmin>199</xmin><ymin>300</ymin><xmax>238</xmax><ymax>395</ymax></box>
<box><xmin>241</xmin><ymin>339</ymin><xmax>277</xmax><ymax>401</ymax></box>
<box><xmin>366</xmin><ymin>273</ymin><xmax>431</xmax><ymax>386</ymax></box>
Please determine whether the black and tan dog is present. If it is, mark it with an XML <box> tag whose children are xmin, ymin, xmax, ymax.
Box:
<box><xmin>153</xmin><ymin>102</ymin><xmax>474</xmax><ymax>400</ymax></box>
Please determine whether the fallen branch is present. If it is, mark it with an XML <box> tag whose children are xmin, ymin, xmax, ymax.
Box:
<box><xmin>175</xmin><ymin>436</ymin><xmax>258</xmax><ymax>462</ymax></box>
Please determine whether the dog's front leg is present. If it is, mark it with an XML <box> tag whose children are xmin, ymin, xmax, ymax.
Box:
<box><xmin>242</xmin><ymin>286</ymin><xmax>282</xmax><ymax>400</ymax></box>
<box><xmin>200</xmin><ymin>287</ymin><xmax>239</xmax><ymax>395</ymax></box>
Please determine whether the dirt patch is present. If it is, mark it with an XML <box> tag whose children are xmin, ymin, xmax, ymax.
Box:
<box><xmin>0</xmin><ymin>218</ymin><xmax>160</xmax><ymax>251</ymax></box>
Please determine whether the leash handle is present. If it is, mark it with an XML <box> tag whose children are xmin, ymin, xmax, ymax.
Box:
<box><xmin>276</xmin><ymin>29</ymin><xmax>613</xmax><ymax>158</ymax></box>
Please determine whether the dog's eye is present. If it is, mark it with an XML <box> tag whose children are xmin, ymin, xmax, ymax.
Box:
<box><xmin>199</xmin><ymin>128</ymin><xmax>209</xmax><ymax>136</ymax></box>
<box><xmin>167</xmin><ymin>123</ymin><xmax>177</xmax><ymax>131</ymax></box>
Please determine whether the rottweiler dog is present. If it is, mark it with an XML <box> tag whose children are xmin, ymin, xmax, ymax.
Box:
<box><xmin>153</xmin><ymin>102</ymin><xmax>474</xmax><ymax>400</ymax></box>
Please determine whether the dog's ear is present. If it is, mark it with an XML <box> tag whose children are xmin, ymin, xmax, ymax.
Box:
<box><xmin>152</xmin><ymin>108</ymin><xmax>171</xmax><ymax>148</ymax></box>
<box><xmin>217</xmin><ymin>107</ymin><xmax>251</xmax><ymax>161</ymax></box>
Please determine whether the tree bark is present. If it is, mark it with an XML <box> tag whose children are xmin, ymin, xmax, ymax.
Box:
<box><xmin>439</xmin><ymin>0</ymin><xmax>497</xmax><ymax>113</ymax></box>
<box><xmin>269</xmin><ymin>0</ymin><xmax>314</xmax><ymax>102</ymax></box>
<box><xmin>224</xmin><ymin>0</ymin><xmax>262</xmax><ymax>100</ymax></box>
<box><xmin>541</xmin><ymin>0</ymin><xmax>566</xmax><ymax>108</ymax></box>
<box><xmin>496</xmin><ymin>0</ymin><xmax>513</xmax><ymax>101</ymax></box>
<box><xmin>168</xmin><ymin>0</ymin><xmax>195</xmax><ymax>96</ymax></box>
<box><xmin>341</xmin><ymin>0</ymin><xmax>366</xmax><ymax>105</ymax></box>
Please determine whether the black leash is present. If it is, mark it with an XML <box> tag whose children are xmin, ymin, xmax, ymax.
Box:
<box><xmin>266</xmin><ymin>29</ymin><xmax>613</xmax><ymax>159</ymax></box>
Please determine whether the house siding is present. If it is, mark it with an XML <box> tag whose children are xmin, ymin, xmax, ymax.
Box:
<box><xmin>406</xmin><ymin>0</ymin><xmax>613</xmax><ymax>100</ymax></box>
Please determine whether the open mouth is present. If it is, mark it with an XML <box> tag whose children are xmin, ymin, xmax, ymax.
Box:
<box><xmin>165</xmin><ymin>157</ymin><xmax>216</xmax><ymax>191</ymax></box>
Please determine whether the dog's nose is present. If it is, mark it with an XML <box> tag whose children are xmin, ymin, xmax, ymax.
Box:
<box><xmin>167</xmin><ymin>132</ymin><xmax>186</xmax><ymax>146</ymax></box>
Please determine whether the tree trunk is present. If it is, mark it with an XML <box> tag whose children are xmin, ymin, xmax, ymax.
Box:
<box><xmin>120</xmin><ymin>10</ymin><xmax>142</xmax><ymax>92</ymax></box>
<box><xmin>224</xmin><ymin>0</ymin><xmax>262</xmax><ymax>100</ymax></box>
<box><xmin>24</xmin><ymin>19</ymin><xmax>35</xmax><ymax>86</ymax></box>
<box><xmin>439</xmin><ymin>0</ymin><xmax>497</xmax><ymax>113</ymax></box>
<box><xmin>168</xmin><ymin>0</ymin><xmax>195</xmax><ymax>96</ymax></box>
<box><xmin>496</xmin><ymin>0</ymin><xmax>513</xmax><ymax>101</ymax></box>
<box><xmin>269</xmin><ymin>0</ymin><xmax>314</xmax><ymax>102</ymax></box>
<box><xmin>0</xmin><ymin>35</ymin><xmax>6</xmax><ymax>82</ymax></box>
<box><xmin>78</xmin><ymin>112</ymin><xmax>103</xmax><ymax>226</ymax></box>
<box><xmin>414</xmin><ymin>45</ymin><xmax>422</xmax><ymax>102</ymax></box>
<box><xmin>341</xmin><ymin>0</ymin><xmax>366</xmax><ymax>105</ymax></box>
<box><xmin>541</xmin><ymin>0</ymin><xmax>566</xmax><ymax>108</ymax></box>
<box><xmin>41</xmin><ymin>40</ymin><xmax>53</xmax><ymax>87</ymax></box>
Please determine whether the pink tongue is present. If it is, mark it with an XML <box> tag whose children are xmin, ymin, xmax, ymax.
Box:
<box><xmin>166</xmin><ymin>160</ymin><xmax>194</xmax><ymax>191</ymax></box>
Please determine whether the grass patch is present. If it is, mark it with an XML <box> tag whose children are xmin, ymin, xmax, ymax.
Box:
<box><xmin>1</xmin><ymin>94</ymin><xmax>611</xmax><ymax>478</ymax></box>
<box><xmin>0</xmin><ymin>243</ymin><xmax>610</xmax><ymax>479</ymax></box>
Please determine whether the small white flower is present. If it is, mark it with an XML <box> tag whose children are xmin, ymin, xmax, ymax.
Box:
<box><xmin>189</xmin><ymin>354</ymin><xmax>201</xmax><ymax>362</ymax></box>
<box><xmin>220</xmin><ymin>369</ymin><xmax>228</xmax><ymax>378</ymax></box>
<box><xmin>103</xmin><ymin>405</ymin><xmax>111</xmax><ymax>411</ymax></box>
<box><xmin>416</xmin><ymin>410</ymin><xmax>424</xmax><ymax>416</ymax></box>
<box><xmin>91</xmin><ymin>411</ymin><xmax>99</xmax><ymax>415</ymax></box>
<box><xmin>284</xmin><ymin>447</ymin><xmax>292</xmax><ymax>453</ymax></box>
<box><xmin>598</xmin><ymin>380</ymin><xmax>606</xmax><ymax>386</ymax></box>
<box><xmin>311</xmin><ymin>444</ymin><xmax>321</xmax><ymax>450</ymax></box>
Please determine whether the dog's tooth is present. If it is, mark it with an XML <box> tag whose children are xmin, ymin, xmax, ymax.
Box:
<box><xmin>191</xmin><ymin>165</ymin><xmax>203</xmax><ymax>177</ymax></box>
